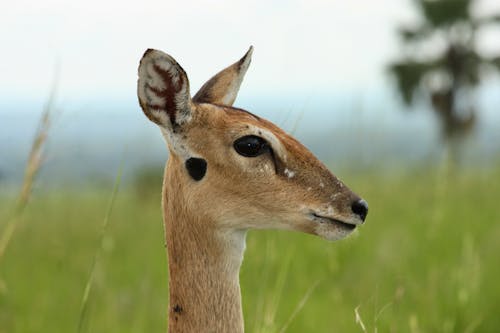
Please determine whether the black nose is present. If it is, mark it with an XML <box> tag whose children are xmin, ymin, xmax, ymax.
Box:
<box><xmin>351</xmin><ymin>199</ymin><xmax>368</xmax><ymax>222</ymax></box>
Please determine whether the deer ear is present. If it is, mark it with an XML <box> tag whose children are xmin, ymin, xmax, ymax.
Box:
<box><xmin>193</xmin><ymin>46</ymin><xmax>253</xmax><ymax>106</ymax></box>
<box><xmin>137</xmin><ymin>49</ymin><xmax>193</xmax><ymax>129</ymax></box>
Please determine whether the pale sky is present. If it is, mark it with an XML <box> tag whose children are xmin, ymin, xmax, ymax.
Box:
<box><xmin>1</xmin><ymin>0</ymin><xmax>499</xmax><ymax>105</ymax></box>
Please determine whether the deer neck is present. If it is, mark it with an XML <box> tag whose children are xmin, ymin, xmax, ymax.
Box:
<box><xmin>162</xmin><ymin>159</ymin><xmax>246</xmax><ymax>333</ymax></box>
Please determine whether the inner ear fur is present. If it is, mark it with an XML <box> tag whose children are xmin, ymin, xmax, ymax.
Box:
<box><xmin>137</xmin><ymin>49</ymin><xmax>193</xmax><ymax>128</ymax></box>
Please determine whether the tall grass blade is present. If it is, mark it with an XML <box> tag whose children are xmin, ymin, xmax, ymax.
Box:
<box><xmin>278</xmin><ymin>279</ymin><xmax>320</xmax><ymax>333</ymax></box>
<box><xmin>262</xmin><ymin>247</ymin><xmax>293</xmax><ymax>332</ymax></box>
<box><xmin>77</xmin><ymin>165</ymin><xmax>123</xmax><ymax>333</ymax></box>
<box><xmin>354</xmin><ymin>305</ymin><xmax>367</xmax><ymax>333</ymax></box>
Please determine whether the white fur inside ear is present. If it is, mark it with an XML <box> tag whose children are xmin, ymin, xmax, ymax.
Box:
<box><xmin>174</xmin><ymin>90</ymin><xmax>192</xmax><ymax>125</ymax></box>
<box><xmin>137</xmin><ymin>49</ymin><xmax>192</xmax><ymax>127</ymax></box>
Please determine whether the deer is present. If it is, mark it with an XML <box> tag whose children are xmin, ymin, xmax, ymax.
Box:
<box><xmin>137</xmin><ymin>46</ymin><xmax>368</xmax><ymax>333</ymax></box>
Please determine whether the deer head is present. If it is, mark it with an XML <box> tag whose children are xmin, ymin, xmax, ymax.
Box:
<box><xmin>137</xmin><ymin>47</ymin><xmax>368</xmax><ymax>242</ymax></box>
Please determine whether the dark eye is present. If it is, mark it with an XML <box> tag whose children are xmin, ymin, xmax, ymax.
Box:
<box><xmin>233</xmin><ymin>135</ymin><xmax>269</xmax><ymax>157</ymax></box>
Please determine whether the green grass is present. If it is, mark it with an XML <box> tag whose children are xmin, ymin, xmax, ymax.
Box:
<box><xmin>1</xmin><ymin>166</ymin><xmax>500</xmax><ymax>333</ymax></box>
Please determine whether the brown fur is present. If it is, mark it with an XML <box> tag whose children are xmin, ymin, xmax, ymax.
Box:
<box><xmin>193</xmin><ymin>47</ymin><xmax>253</xmax><ymax>106</ymax></box>
<box><xmin>137</xmin><ymin>48</ymin><xmax>367</xmax><ymax>332</ymax></box>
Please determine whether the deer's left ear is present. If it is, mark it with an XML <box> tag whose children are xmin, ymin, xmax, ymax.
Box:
<box><xmin>137</xmin><ymin>49</ymin><xmax>193</xmax><ymax>129</ymax></box>
<box><xmin>193</xmin><ymin>46</ymin><xmax>253</xmax><ymax>106</ymax></box>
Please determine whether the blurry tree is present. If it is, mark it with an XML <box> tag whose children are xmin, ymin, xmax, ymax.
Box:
<box><xmin>389</xmin><ymin>0</ymin><xmax>500</xmax><ymax>142</ymax></box>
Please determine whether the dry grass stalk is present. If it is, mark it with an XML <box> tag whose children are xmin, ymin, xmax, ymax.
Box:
<box><xmin>0</xmin><ymin>70</ymin><xmax>58</xmax><ymax>261</ymax></box>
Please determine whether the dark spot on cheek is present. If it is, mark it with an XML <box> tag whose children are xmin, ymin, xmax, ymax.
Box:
<box><xmin>173</xmin><ymin>304</ymin><xmax>183</xmax><ymax>314</ymax></box>
<box><xmin>185</xmin><ymin>158</ymin><xmax>207</xmax><ymax>181</ymax></box>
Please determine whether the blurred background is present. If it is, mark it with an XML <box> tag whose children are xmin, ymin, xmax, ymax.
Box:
<box><xmin>1</xmin><ymin>0</ymin><xmax>499</xmax><ymax>332</ymax></box>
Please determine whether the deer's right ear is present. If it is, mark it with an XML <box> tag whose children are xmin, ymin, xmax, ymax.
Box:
<box><xmin>137</xmin><ymin>49</ymin><xmax>193</xmax><ymax>129</ymax></box>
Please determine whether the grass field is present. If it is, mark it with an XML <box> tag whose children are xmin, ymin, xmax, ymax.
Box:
<box><xmin>1</xmin><ymin>165</ymin><xmax>500</xmax><ymax>333</ymax></box>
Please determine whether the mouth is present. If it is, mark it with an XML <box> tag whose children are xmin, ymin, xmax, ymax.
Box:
<box><xmin>310</xmin><ymin>213</ymin><xmax>357</xmax><ymax>231</ymax></box>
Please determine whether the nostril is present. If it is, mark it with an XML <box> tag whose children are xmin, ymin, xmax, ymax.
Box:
<box><xmin>351</xmin><ymin>199</ymin><xmax>368</xmax><ymax>222</ymax></box>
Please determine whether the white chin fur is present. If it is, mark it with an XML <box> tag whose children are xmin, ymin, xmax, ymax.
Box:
<box><xmin>314</xmin><ymin>223</ymin><xmax>355</xmax><ymax>241</ymax></box>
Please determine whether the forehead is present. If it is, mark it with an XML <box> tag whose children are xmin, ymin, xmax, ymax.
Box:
<box><xmin>196</xmin><ymin>103</ymin><xmax>293</xmax><ymax>141</ymax></box>
<box><xmin>192</xmin><ymin>103</ymin><xmax>316</xmax><ymax>161</ymax></box>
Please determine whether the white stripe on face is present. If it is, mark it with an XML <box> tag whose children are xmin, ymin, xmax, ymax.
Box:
<box><xmin>245</xmin><ymin>125</ymin><xmax>288</xmax><ymax>164</ymax></box>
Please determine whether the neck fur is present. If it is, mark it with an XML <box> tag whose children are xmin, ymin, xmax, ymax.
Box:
<box><xmin>162</xmin><ymin>160</ymin><xmax>246</xmax><ymax>333</ymax></box>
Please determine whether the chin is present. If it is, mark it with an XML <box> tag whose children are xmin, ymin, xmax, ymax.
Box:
<box><xmin>314</xmin><ymin>222</ymin><xmax>357</xmax><ymax>241</ymax></box>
